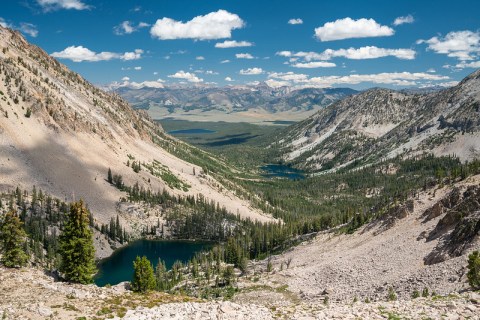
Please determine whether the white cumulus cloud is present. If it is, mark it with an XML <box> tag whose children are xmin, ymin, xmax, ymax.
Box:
<box><xmin>321</xmin><ymin>46</ymin><xmax>415</xmax><ymax>60</ymax></box>
<box><xmin>314</xmin><ymin>17</ymin><xmax>394</xmax><ymax>41</ymax></box>
<box><xmin>37</xmin><ymin>0</ymin><xmax>90</xmax><ymax>11</ymax></box>
<box><xmin>114</xmin><ymin>21</ymin><xmax>150</xmax><ymax>35</ymax></box>
<box><xmin>215</xmin><ymin>40</ymin><xmax>253</xmax><ymax>48</ymax></box>
<box><xmin>292</xmin><ymin>61</ymin><xmax>336</xmax><ymax>68</ymax></box>
<box><xmin>239</xmin><ymin>67</ymin><xmax>264</xmax><ymax>75</ymax></box>
<box><xmin>312</xmin><ymin>72</ymin><xmax>447</xmax><ymax>87</ymax></box>
<box><xmin>225</xmin><ymin>77</ymin><xmax>234</xmax><ymax>82</ymax></box>
<box><xmin>150</xmin><ymin>10</ymin><xmax>244</xmax><ymax>40</ymax></box>
<box><xmin>168</xmin><ymin>71</ymin><xmax>203</xmax><ymax>82</ymax></box>
<box><xmin>267</xmin><ymin>71</ymin><xmax>449</xmax><ymax>88</ymax></box>
<box><xmin>455</xmin><ymin>61</ymin><xmax>480</xmax><ymax>69</ymax></box>
<box><xmin>268</xmin><ymin>72</ymin><xmax>309</xmax><ymax>82</ymax></box>
<box><xmin>51</xmin><ymin>46</ymin><xmax>143</xmax><ymax>62</ymax></box>
<box><xmin>19</xmin><ymin>23</ymin><xmax>38</xmax><ymax>37</ymax></box>
<box><xmin>220</xmin><ymin>59</ymin><xmax>230</xmax><ymax>64</ymax></box>
<box><xmin>417</xmin><ymin>30</ymin><xmax>480</xmax><ymax>61</ymax></box>
<box><xmin>196</xmin><ymin>56</ymin><xmax>205</xmax><ymax>60</ymax></box>
<box><xmin>288</xmin><ymin>18</ymin><xmax>303</xmax><ymax>25</ymax></box>
<box><xmin>123</xmin><ymin>50</ymin><xmax>144</xmax><ymax>60</ymax></box>
<box><xmin>235</xmin><ymin>53</ymin><xmax>254</xmax><ymax>59</ymax></box>
<box><xmin>277</xmin><ymin>46</ymin><xmax>415</xmax><ymax>62</ymax></box>
<box><xmin>393</xmin><ymin>15</ymin><xmax>414</xmax><ymax>26</ymax></box>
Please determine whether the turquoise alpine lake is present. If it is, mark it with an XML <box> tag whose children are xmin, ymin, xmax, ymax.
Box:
<box><xmin>94</xmin><ymin>240</ymin><xmax>214</xmax><ymax>287</ymax></box>
<box><xmin>261</xmin><ymin>164</ymin><xmax>305</xmax><ymax>180</ymax></box>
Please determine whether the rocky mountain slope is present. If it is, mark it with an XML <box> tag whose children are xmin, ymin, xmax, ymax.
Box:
<box><xmin>114</xmin><ymin>83</ymin><xmax>356</xmax><ymax>123</ymax></box>
<box><xmin>277</xmin><ymin>70</ymin><xmax>480</xmax><ymax>171</ymax></box>
<box><xmin>0</xmin><ymin>25</ymin><xmax>273</xmax><ymax>237</ymax></box>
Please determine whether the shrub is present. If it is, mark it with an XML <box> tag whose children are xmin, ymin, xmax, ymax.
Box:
<box><xmin>467</xmin><ymin>251</ymin><xmax>480</xmax><ymax>289</ymax></box>
<box><xmin>412</xmin><ymin>289</ymin><xmax>420</xmax><ymax>299</ymax></box>
<box><xmin>387</xmin><ymin>287</ymin><xmax>397</xmax><ymax>301</ymax></box>
<box><xmin>422</xmin><ymin>287</ymin><xmax>429</xmax><ymax>297</ymax></box>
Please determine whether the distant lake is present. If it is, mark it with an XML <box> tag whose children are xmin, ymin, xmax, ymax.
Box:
<box><xmin>261</xmin><ymin>164</ymin><xmax>305</xmax><ymax>180</ymax></box>
<box><xmin>168</xmin><ymin>128</ymin><xmax>216</xmax><ymax>135</ymax></box>
<box><xmin>265</xmin><ymin>120</ymin><xmax>297</xmax><ymax>125</ymax></box>
<box><xmin>94</xmin><ymin>240</ymin><xmax>213</xmax><ymax>286</ymax></box>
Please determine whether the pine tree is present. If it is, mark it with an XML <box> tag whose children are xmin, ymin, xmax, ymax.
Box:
<box><xmin>59</xmin><ymin>200</ymin><xmax>96</xmax><ymax>284</ymax></box>
<box><xmin>31</xmin><ymin>185</ymin><xmax>37</xmax><ymax>208</ymax></box>
<box><xmin>109</xmin><ymin>217</ymin><xmax>116</xmax><ymax>240</ymax></box>
<box><xmin>131</xmin><ymin>256</ymin><xmax>156</xmax><ymax>293</ymax></box>
<box><xmin>107</xmin><ymin>168</ymin><xmax>113</xmax><ymax>184</ymax></box>
<box><xmin>223</xmin><ymin>265</ymin><xmax>235</xmax><ymax>286</ymax></box>
<box><xmin>116</xmin><ymin>215</ymin><xmax>122</xmax><ymax>241</ymax></box>
<box><xmin>0</xmin><ymin>211</ymin><xmax>29</xmax><ymax>268</ymax></box>
<box><xmin>155</xmin><ymin>258</ymin><xmax>168</xmax><ymax>290</ymax></box>
<box><xmin>467</xmin><ymin>250</ymin><xmax>480</xmax><ymax>289</ymax></box>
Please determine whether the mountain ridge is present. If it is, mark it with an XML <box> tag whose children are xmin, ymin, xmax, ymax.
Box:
<box><xmin>0</xmin><ymin>25</ymin><xmax>274</xmax><ymax>235</ymax></box>
<box><xmin>113</xmin><ymin>83</ymin><xmax>357</xmax><ymax>121</ymax></box>
<box><xmin>276</xmin><ymin>69</ymin><xmax>480</xmax><ymax>171</ymax></box>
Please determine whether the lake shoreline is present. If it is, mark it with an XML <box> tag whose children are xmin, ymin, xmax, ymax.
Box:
<box><xmin>94</xmin><ymin>239</ymin><xmax>215</xmax><ymax>287</ymax></box>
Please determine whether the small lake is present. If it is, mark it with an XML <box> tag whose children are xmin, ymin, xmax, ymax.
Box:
<box><xmin>261</xmin><ymin>164</ymin><xmax>305</xmax><ymax>180</ymax></box>
<box><xmin>168</xmin><ymin>128</ymin><xmax>216</xmax><ymax>135</ymax></box>
<box><xmin>94</xmin><ymin>240</ymin><xmax>213</xmax><ymax>286</ymax></box>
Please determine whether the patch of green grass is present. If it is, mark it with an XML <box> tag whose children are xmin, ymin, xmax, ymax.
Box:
<box><xmin>144</xmin><ymin>160</ymin><xmax>191</xmax><ymax>191</ymax></box>
<box><xmin>275</xmin><ymin>284</ymin><xmax>289</xmax><ymax>293</ymax></box>
<box><xmin>96</xmin><ymin>306</ymin><xmax>112</xmax><ymax>316</ymax></box>
<box><xmin>63</xmin><ymin>303</ymin><xmax>80</xmax><ymax>311</ymax></box>
<box><xmin>387</xmin><ymin>312</ymin><xmax>402</xmax><ymax>320</ymax></box>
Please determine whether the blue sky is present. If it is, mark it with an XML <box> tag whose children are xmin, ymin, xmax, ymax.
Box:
<box><xmin>1</xmin><ymin>0</ymin><xmax>480</xmax><ymax>89</ymax></box>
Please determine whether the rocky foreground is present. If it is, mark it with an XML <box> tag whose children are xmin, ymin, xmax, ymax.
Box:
<box><xmin>0</xmin><ymin>267</ymin><xmax>478</xmax><ymax>320</ymax></box>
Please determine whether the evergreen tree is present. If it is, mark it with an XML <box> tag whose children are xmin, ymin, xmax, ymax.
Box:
<box><xmin>0</xmin><ymin>211</ymin><xmax>29</xmax><ymax>267</ymax></box>
<box><xmin>131</xmin><ymin>256</ymin><xmax>156</xmax><ymax>293</ymax></box>
<box><xmin>223</xmin><ymin>265</ymin><xmax>235</xmax><ymax>286</ymax></box>
<box><xmin>467</xmin><ymin>250</ymin><xmax>480</xmax><ymax>289</ymax></box>
<box><xmin>116</xmin><ymin>215</ymin><xmax>122</xmax><ymax>242</ymax></box>
<box><xmin>59</xmin><ymin>200</ymin><xmax>96</xmax><ymax>284</ymax></box>
<box><xmin>109</xmin><ymin>217</ymin><xmax>116</xmax><ymax>240</ymax></box>
<box><xmin>107</xmin><ymin>168</ymin><xmax>113</xmax><ymax>184</ymax></box>
<box><xmin>31</xmin><ymin>185</ymin><xmax>37</xmax><ymax>208</ymax></box>
<box><xmin>155</xmin><ymin>258</ymin><xmax>169</xmax><ymax>290</ymax></box>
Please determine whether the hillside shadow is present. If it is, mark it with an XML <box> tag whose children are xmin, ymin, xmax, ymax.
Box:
<box><xmin>6</xmin><ymin>135</ymin><xmax>120</xmax><ymax>221</ymax></box>
<box><xmin>202</xmin><ymin>134</ymin><xmax>259</xmax><ymax>147</ymax></box>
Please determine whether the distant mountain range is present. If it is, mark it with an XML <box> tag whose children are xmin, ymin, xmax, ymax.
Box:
<box><xmin>112</xmin><ymin>83</ymin><xmax>357</xmax><ymax>117</ymax></box>
<box><xmin>275</xmin><ymin>69</ymin><xmax>480</xmax><ymax>171</ymax></box>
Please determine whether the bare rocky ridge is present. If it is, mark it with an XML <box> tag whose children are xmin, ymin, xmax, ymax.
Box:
<box><xmin>0</xmin><ymin>25</ymin><xmax>274</xmax><ymax>240</ymax></box>
<box><xmin>278</xmin><ymin>70</ymin><xmax>480</xmax><ymax>171</ymax></box>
